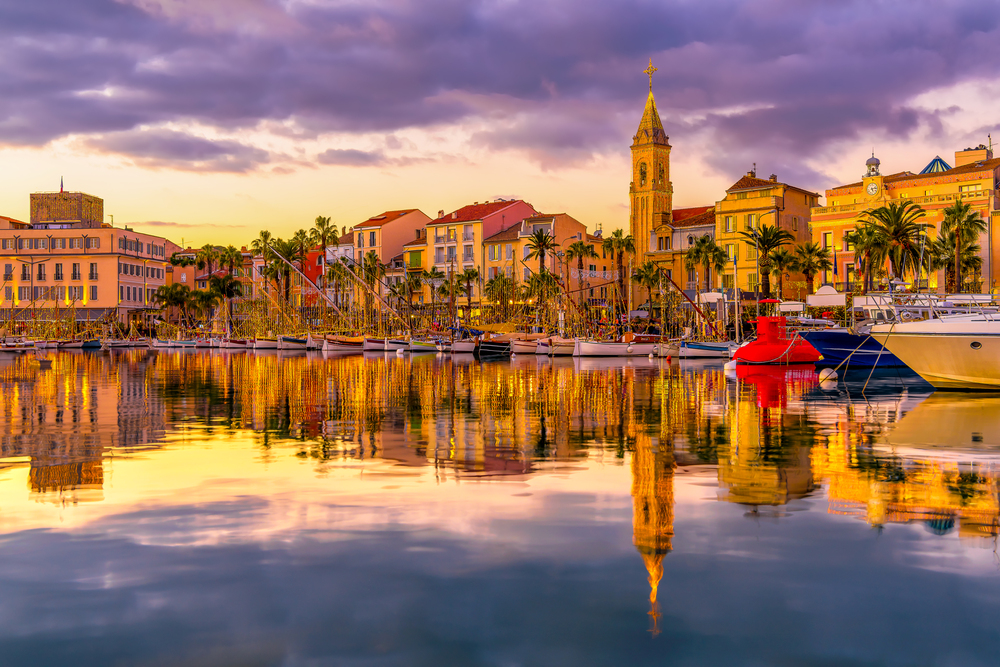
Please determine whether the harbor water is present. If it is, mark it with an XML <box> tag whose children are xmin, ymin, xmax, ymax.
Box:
<box><xmin>0</xmin><ymin>350</ymin><xmax>999</xmax><ymax>665</ymax></box>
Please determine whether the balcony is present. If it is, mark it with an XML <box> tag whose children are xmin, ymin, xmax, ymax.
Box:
<box><xmin>54</xmin><ymin>273</ymin><xmax>63</xmax><ymax>281</ymax></box>
<box><xmin>434</xmin><ymin>234</ymin><xmax>446</xmax><ymax>244</ymax></box>
<box><xmin>71</xmin><ymin>272</ymin><xmax>82</xmax><ymax>281</ymax></box>
<box><xmin>89</xmin><ymin>271</ymin><xmax>98</xmax><ymax>280</ymax></box>
<box><xmin>462</xmin><ymin>252</ymin><xmax>474</xmax><ymax>263</ymax></box>
<box><xmin>3</xmin><ymin>273</ymin><xmax>11</xmax><ymax>281</ymax></box>
<box><xmin>462</xmin><ymin>232</ymin><xmax>475</xmax><ymax>241</ymax></box>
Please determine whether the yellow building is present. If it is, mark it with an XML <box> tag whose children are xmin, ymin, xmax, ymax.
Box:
<box><xmin>630</xmin><ymin>61</ymin><xmax>673</xmax><ymax>262</ymax></box>
<box><xmin>811</xmin><ymin>146</ymin><xmax>1000</xmax><ymax>291</ymax></box>
<box><xmin>715</xmin><ymin>172</ymin><xmax>818</xmax><ymax>297</ymax></box>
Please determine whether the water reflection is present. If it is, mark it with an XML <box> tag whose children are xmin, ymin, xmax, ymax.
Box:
<box><xmin>0</xmin><ymin>350</ymin><xmax>999</xmax><ymax>663</ymax></box>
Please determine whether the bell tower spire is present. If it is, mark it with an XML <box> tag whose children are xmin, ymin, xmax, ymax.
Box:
<box><xmin>630</xmin><ymin>58</ymin><xmax>672</xmax><ymax>260</ymax></box>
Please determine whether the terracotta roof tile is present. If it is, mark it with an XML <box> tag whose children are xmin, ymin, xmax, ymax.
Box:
<box><xmin>402</xmin><ymin>236</ymin><xmax>427</xmax><ymax>247</ymax></box>
<box><xmin>484</xmin><ymin>224</ymin><xmax>523</xmax><ymax>243</ymax></box>
<box><xmin>670</xmin><ymin>209</ymin><xmax>716</xmax><ymax>229</ymax></box>
<box><xmin>435</xmin><ymin>200</ymin><xmax>527</xmax><ymax>224</ymax></box>
<box><xmin>672</xmin><ymin>205</ymin><xmax>714</xmax><ymax>223</ymax></box>
<box><xmin>727</xmin><ymin>175</ymin><xmax>779</xmax><ymax>191</ymax></box>
<box><xmin>354</xmin><ymin>209</ymin><xmax>418</xmax><ymax>228</ymax></box>
<box><xmin>830</xmin><ymin>157</ymin><xmax>1000</xmax><ymax>192</ymax></box>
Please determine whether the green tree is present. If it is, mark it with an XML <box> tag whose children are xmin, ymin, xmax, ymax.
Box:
<box><xmin>458</xmin><ymin>267</ymin><xmax>480</xmax><ymax>319</ymax></box>
<box><xmin>310</xmin><ymin>215</ymin><xmax>338</xmax><ymax>291</ymax></box>
<box><xmin>152</xmin><ymin>283</ymin><xmax>194</xmax><ymax>327</ymax></box>
<box><xmin>738</xmin><ymin>223</ymin><xmax>794</xmax><ymax>297</ymax></box>
<box><xmin>929</xmin><ymin>229</ymin><xmax>983</xmax><ymax>293</ymax></box>
<box><xmin>484</xmin><ymin>273</ymin><xmax>516</xmax><ymax>321</ymax></box>
<box><xmin>792</xmin><ymin>242</ymin><xmax>833</xmax><ymax>294</ymax></box>
<box><xmin>685</xmin><ymin>234</ymin><xmax>727</xmax><ymax>292</ymax></box>
<box><xmin>602</xmin><ymin>229</ymin><xmax>635</xmax><ymax>312</ymax></box>
<box><xmin>844</xmin><ymin>223</ymin><xmax>884</xmax><ymax>294</ymax></box>
<box><xmin>190</xmin><ymin>289</ymin><xmax>221</xmax><ymax>327</ymax></box>
<box><xmin>219</xmin><ymin>245</ymin><xmax>243</xmax><ymax>276</ymax></box>
<box><xmin>566</xmin><ymin>240</ymin><xmax>599</xmax><ymax>307</ymax></box>
<box><xmin>195</xmin><ymin>244</ymin><xmax>220</xmax><ymax>277</ymax></box>
<box><xmin>209</xmin><ymin>274</ymin><xmax>244</xmax><ymax>332</ymax></box>
<box><xmin>941</xmin><ymin>199</ymin><xmax>987</xmax><ymax>292</ymax></box>
<box><xmin>861</xmin><ymin>201</ymin><xmax>929</xmax><ymax>283</ymax></box>
<box><xmin>767</xmin><ymin>247</ymin><xmax>796</xmax><ymax>300</ymax></box>
<box><xmin>631</xmin><ymin>260</ymin><xmax>663</xmax><ymax>310</ymax></box>
<box><xmin>422</xmin><ymin>267</ymin><xmax>445</xmax><ymax>322</ymax></box>
<box><xmin>525</xmin><ymin>229</ymin><xmax>560</xmax><ymax>275</ymax></box>
<box><xmin>250</xmin><ymin>230</ymin><xmax>272</xmax><ymax>257</ymax></box>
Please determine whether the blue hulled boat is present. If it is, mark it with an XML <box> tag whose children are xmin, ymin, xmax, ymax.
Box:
<box><xmin>799</xmin><ymin>329</ymin><xmax>907</xmax><ymax>369</ymax></box>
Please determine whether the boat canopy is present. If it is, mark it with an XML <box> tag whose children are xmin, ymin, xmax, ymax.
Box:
<box><xmin>806</xmin><ymin>286</ymin><xmax>847</xmax><ymax>308</ymax></box>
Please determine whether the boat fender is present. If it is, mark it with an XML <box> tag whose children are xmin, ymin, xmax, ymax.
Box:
<box><xmin>723</xmin><ymin>360</ymin><xmax>738</xmax><ymax>371</ymax></box>
<box><xmin>648</xmin><ymin>353</ymin><xmax>654</xmax><ymax>359</ymax></box>
<box><xmin>626</xmin><ymin>345</ymin><xmax>633</xmax><ymax>354</ymax></box>
<box><xmin>818</xmin><ymin>368</ymin><xmax>838</xmax><ymax>382</ymax></box>
<box><xmin>395</xmin><ymin>348</ymin><xmax>404</xmax><ymax>357</ymax></box>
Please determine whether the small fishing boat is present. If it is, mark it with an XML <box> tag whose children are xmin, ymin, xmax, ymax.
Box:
<box><xmin>363</xmin><ymin>337</ymin><xmax>386</xmax><ymax>351</ymax></box>
<box><xmin>408</xmin><ymin>339</ymin><xmax>438</xmax><ymax>353</ymax></box>
<box><xmin>511</xmin><ymin>339</ymin><xmax>538</xmax><ymax>355</ymax></box>
<box><xmin>478</xmin><ymin>338</ymin><xmax>512</xmax><ymax>357</ymax></box>
<box><xmin>60</xmin><ymin>340</ymin><xmax>84</xmax><ymax>349</ymax></box>
<box><xmin>194</xmin><ymin>339</ymin><xmax>213</xmax><ymax>349</ymax></box>
<box><xmin>452</xmin><ymin>339</ymin><xmax>477</xmax><ymax>354</ymax></box>
<box><xmin>573</xmin><ymin>340</ymin><xmax>656</xmax><ymax>357</ymax></box>
<box><xmin>173</xmin><ymin>340</ymin><xmax>198</xmax><ymax>348</ymax></box>
<box><xmin>546</xmin><ymin>336</ymin><xmax>576</xmax><ymax>356</ymax></box>
<box><xmin>384</xmin><ymin>339</ymin><xmax>408</xmax><ymax>351</ymax></box>
<box><xmin>278</xmin><ymin>335</ymin><xmax>308</xmax><ymax>350</ymax></box>
<box><xmin>253</xmin><ymin>338</ymin><xmax>279</xmax><ymax>350</ymax></box>
<box><xmin>435</xmin><ymin>341</ymin><xmax>452</xmax><ymax>353</ymax></box>
<box><xmin>323</xmin><ymin>336</ymin><xmax>364</xmax><ymax>353</ymax></box>
<box><xmin>151</xmin><ymin>339</ymin><xmax>171</xmax><ymax>349</ymax></box>
<box><xmin>676</xmin><ymin>340</ymin><xmax>737</xmax><ymax>358</ymax></box>
<box><xmin>305</xmin><ymin>334</ymin><xmax>323</xmax><ymax>351</ymax></box>
<box><xmin>80</xmin><ymin>339</ymin><xmax>102</xmax><ymax>350</ymax></box>
<box><xmin>219</xmin><ymin>338</ymin><xmax>249</xmax><ymax>349</ymax></box>
<box><xmin>733</xmin><ymin>316</ymin><xmax>821</xmax><ymax>365</ymax></box>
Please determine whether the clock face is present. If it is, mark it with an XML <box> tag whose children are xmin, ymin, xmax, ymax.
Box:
<box><xmin>866</xmin><ymin>182</ymin><xmax>879</xmax><ymax>196</ymax></box>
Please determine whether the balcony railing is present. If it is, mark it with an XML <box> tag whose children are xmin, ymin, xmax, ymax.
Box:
<box><xmin>54</xmin><ymin>273</ymin><xmax>63</xmax><ymax>281</ymax></box>
<box><xmin>434</xmin><ymin>235</ymin><xmax>446</xmax><ymax>244</ymax></box>
<box><xmin>89</xmin><ymin>272</ymin><xmax>98</xmax><ymax>280</ymax></box>
<box><xmin>71</xmin><ymin>272</ymin><xmax>81</xmax><ymax>281</ymax></box>
<box><xmin>462</xmin><ymin>253</ymin><xmax>474</xmax><ymax>262</ymax></box>
<box><xmin>463</xmin><ymin>233</ymin><xmax>475</xmax><ymax>241</ymax></box>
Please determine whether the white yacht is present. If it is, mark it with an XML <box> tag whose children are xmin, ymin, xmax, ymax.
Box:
<box><xmin>871</xmin><ymin>313</ymin><xmax>1000</xmax><ymax>389</ymax></box>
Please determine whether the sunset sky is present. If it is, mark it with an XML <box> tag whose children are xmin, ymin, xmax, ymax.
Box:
<box><xmin>1</xmin><ymin>0</ymin><xmax>998</xmax><ymax>246</ymax></box>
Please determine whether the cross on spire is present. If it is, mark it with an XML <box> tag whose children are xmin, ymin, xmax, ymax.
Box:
<box><xmin>643</xmin><ymin>59</ymin><xmax>658</xmax><ymax>92</ymax></box>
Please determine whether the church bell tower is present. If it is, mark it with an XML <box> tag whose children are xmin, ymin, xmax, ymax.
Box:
<box><xmin>630</xmin><ymin>59</ymin><xmax>673</xmax><ymax>259</ymax></box>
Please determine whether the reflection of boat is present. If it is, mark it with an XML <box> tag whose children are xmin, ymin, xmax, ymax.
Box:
<box><xmin>572</xmin><ymin>356</ymin><xmax>667</xmax><ymax>372</ymax></box>
<box><xmin>735</xmin><ymin>364</ymin><xmax>818</xmax><ymax>408</ymax></box>
<box><xmin>885</xmin><ymin>393</ymin><xmax>1000</xmax><ymax>452</ymax></box>
<box><xmin>734</xmin><ymin>317</ymin><xmax>820</xmax><ymax>365</ymax></box>
<box><xmin>872</xmin><ymin>314</ymin><xmax>1000</xmax><ymax>389</ymax></box>
<box><xmin>478</xmin><ymin>339</ymin><xmax>511</xmax><ymax>357</ymax></box>
<box><xmin>799</xmin><ymin>329</ymin><xmax>906</xmax><ymax>369</ymax></box>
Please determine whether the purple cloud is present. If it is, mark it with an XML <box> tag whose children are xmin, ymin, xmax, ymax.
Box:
<box><xmin>0</xmin><ymin>0</ymin><xmax>998</xmax><ymax>185</ymax></box>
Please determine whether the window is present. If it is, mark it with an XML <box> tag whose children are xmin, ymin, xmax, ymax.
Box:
<box><xmin>20</xmin><ymin>265</ymin><xmax>29</xmax><ymax>281</ymax></box>
<box><xmin>722</xmin><ymin>275</ymin><xmax>735</xmax><ymax>289</ymax></box>
<box><xmin>357</xmin><ymin>234</ymin><xmax>364</xmax><ymax>248</ymax></box>
<box><xmin>488</xmin><ymin>245</ymin><xmax>497</xmax><ymax>261</ymax></box>
<box><xmin>369</xmin><ymin>231</ymin><xmax>377</xmax><ymax>247</ymax></box>
<box><xmin>69</xmin><ymin>238</ymin><xmax>82</xmax><ymax>249</ymax></box>
<box><xmin>687</xmin><ymin>235</ymin><xmax>694</xmax><ymax>246</ymax></box>
<box><xmin>86</xmin><ymin>237</ymin><xmax>100</xmax><ymax>249</ymax></box>
<box><xmin>446</xmin><ymin>247</ymin><xmax>456</xmax><ymax>262</ymax></box>
<box><xmin>36</xmin><ymin>264</ymin><xmax>45</xmax><ymax>280</ymax></box>
<box><xmin>524</xmin><ymin>267</ymin><xmax>531</xmax><ymax>281</ymax></box>
<box><xmin>844</xmin><ymin>233</ymin><xmax>855</xmax><ymax>252</ymax></box>
<box><xmin>959</xmin><ymin>184</ymin><xmax>983</xmax><ymax>194</ymax></box>
<box><xmin>4</xmin><ymin>285</ymin><xmax>12</xmax><ymax>301</ymax></box>
<box><xmin>408</xmin><ymin>251</ymin><xmax>422</xmax><ymax>268</ymax></box>
<box><xmin>180</xmin><ymin>273</ymin><xmax>187</xmax><ymax>283</ymax></box>
<box><xmin>69</xmin><ymin>286</ymin><xmax>83</xmax><ymax>300</ymax></box>
<box><xmin>748</xmin><ymin>273</ymin><xmax>759</xmax><ymax>290</ymax></box>
<box><xmin>925</xmin><ymin>190</ymin><xmax>932</xmax><ymax>196</ymax></box>
<box><xmin>56</xmin><ymin>286</ymin><xmax>65</xmax><ymax>301</ymax></box>
<box><xmin>0</xmin><ymin>239</ymin><xmax>11</xmax><ymax>250</ymax></box>
<box><xmin>791</xmin><ymin>217</ymin><xmax>798</xmax><ymax>231</ymax></box>
<box><xmin>736</xmin><ymin>192</ymin><xmax>748</xmax><ymax>200</ymax></box>
<box><xmin>3</xmin><ymin>264</ymin><xmax>11</xmax><ymax>280</ymax></box>
<box><xmin>463</xmin><ymin>245</ymin><xmax>473</xmax><ymax>261</ymax></box>
<box><xmin>639</xmin><ymin>162</ymin><xmax>647</xmax><ymax>187</ymax></box>
<box><xmin>687</xmin><ymin>267</ymin><xmax>696</xmax><ymax>283</ymax></box>
<box><xmin>18</xmin><ymin>287</ymin><xmax>29</xmax><ymax>300</ymax></box>
<box><xmin>745</xmin><ymin>213</ymin><xmax>757</xmax><ymax>229</ymax></box>
<box><xmin>726</xmin><ymin>244</ymin><xmax>737</xmax><ymax>260</ymax></box>
<box><xmin>822</xmin><ymin>232</ymin><xmax>833</xmax><ymax>249</ymax></box>
<box><xmin>746</xmin><ymin>244</ymin><xmax>757</xmax><ymax>260</ymax></box>
<box><xmin>724</xmin><ymin>216</ymin><xmax>734</xmax><ymax>232</ymax></box>
<box><xmin>90</xmin><ymin>286</ymin><xmax>98</xmax><ymax>301</ymax></box>
<box><xmin>463</xmin><ymin>225</ymin><xmax>474</xmax><ymax>241</ymax></box>
<box><xmin>488</xmin><ymin>267</ymin><xmax>498</xmax><ymax>279</ymax></box>
<box><xmin>505</xmin><ymin>244</ymin><xmax>513</xmax><ymax>260</ymax></box>
<box><xmin>54</xmin><ymin>263</ymin><xmax>63</xmax><ymax>280</ymax></box>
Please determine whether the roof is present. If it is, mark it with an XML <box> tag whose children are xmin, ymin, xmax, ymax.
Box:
<box><xmin>484</xmin><ymin>223</ymin><xmax>523</xmax><ymax>243</ymax></box>
<box><xmin>727</xmin><ymin>174</ymin><xmax>780</xmax><ymax>191</ymax></box>
<box><xmin>0</xmin><ymin>215</ymin><xmax>28</xmax><ymax>226</ymax></box>
<box><xmin>354</xmin><ymin>209</ymin><xmax>418</xmax><ymax>228</ymax></box>
<box><xmin>402</xmin><ymin>236</ymin><xmax>427</xmax><ymax>248</ymax></box>
<box><xmin>634</xmin><ymin>91</ymin><xmax>668</xmax><ymax>146</ymax></box>
<box><xmin>672</xmin><ymin>205</ymin><xmax>714</xmax><ymax>224</ymax></box>
<box><xmin>337</xmin><ymin>231</ymin><xmax>354</xmax><ymax>245</ymax></box>
<box><xmin>920</xmin><ymin>156</ymin><xmax>952</xmax><ymax>174</ymax></box>
<box><xmin>830</xmin><ymin>157</ymin><xmax>1000</xmax><ymax>192</ymax></box>
<box><xmin>670</xmin><ymin>208</ymin><xmax>716</xmax><ymax>229</ymax></box>
<box><xmin>194</xmin><ymin>269</ymin><xmax>228</xmax><ymax>281</ymax></box>
<box><xmin>434</xmin><ymin>200</ymin><xmax>528</xmax><ymax>224</ymax></box>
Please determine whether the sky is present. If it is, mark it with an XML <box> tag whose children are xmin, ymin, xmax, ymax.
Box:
<box><xmin>1</xmin><ymin>0</ymin><xmax>999</xmax><ymax>247</ymax></box>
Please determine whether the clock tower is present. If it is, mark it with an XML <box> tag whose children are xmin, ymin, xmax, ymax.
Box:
<box><xmin>630</xmin><ymin>60</ymin><xmax>673</xmax><ymax>259</ymax></box>
<box><xmin>863</xmin><ymin>153</ymin><xmax>884</xmax><ymax>200</ymax></box>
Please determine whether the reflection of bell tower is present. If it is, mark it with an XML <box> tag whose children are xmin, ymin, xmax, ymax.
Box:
<box><xmin>631</xmin><ymin>435</ymin><xmax>675</xmax><ymax>635</ymax></box>
<box><xmin>630</xmin><ymin>59</ymin><xmax>673</xmax><ymax>260</ymax></box>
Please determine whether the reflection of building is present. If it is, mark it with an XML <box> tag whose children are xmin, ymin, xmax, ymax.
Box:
<box><xmin>631</xmin><ymin>434</ymin><xmax>674</xmax><ymax>635</ymax></box>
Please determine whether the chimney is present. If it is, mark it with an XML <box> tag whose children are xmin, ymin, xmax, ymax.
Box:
<box><xmin>747</xmin><ymin>171</ymin><xmax>755</xmax><ymax>178</ymax></box>
<box><xmin>451</xmin><ymin>212</ymin><xmax>457</xmax><ymax>220</ymax></box>
<box><xmin>415</xmin><ymin>228</ymin><xmax>421</xmax><ymax>239</ymax></box>
<box><xmin>769</xmin><ymin>174</ymin><xmax>777</xmax><ymax>182</ymax></box>
<box><xmin>341</xmin><ymin>225</ymin><xmax>346</xmax><ymax>235</ymax></box>
<box><xmin>437</xmin><ymin>209</ymin><xmax>444</xmax><ymax>218</ymax></box>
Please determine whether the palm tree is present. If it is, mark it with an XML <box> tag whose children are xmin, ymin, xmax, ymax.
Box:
<box><xmin>219</xmin><ymin>245</ymin><xmax>243</xmax><ymax>276</ymax></box>
<box><xmin>767</xmin><ymin>247</ymin><xmax>796</xmax><ymax>300</ymax></box>
<box><xmin>844</xmin><ymin>223</ymin><xmax>884</xmax><ymax>294</ymax></box>
<box><xmin>189</xmin><ymin>289</ymin><xmax>221</xmax><ymax>327</ymax></box>
<box><xmin>941</xmin><ymin>199</ymin><xmax>987</xmax><ymax>292</ymax></box>
<box><xmin>525</xmin><ymin>270</ymin><xmax>559</xmax><ymax>321</ymax></box>
<box><xmin>631</xmin><ymin>260</ymin><xmax>663</xmax><ymax>310</ymax></box>
<box><xmin>291</xmin><ymin>229</ymin><xmax>311</xmax><ymax>266</ymax></box>
<box><xmin>403</xmin><ymin>272</ymin><xmax>424</xmax><ymax>324</ymax></box>
<box><xmin>195</xmin><ymin>244</ymin><xmax>220</xmax><ymax>278</ymax></box>
<box><xmin>326</xmin><ymin>259</ymin><xmax>350</xmax><ymax>308</ymax></box>
<box><xmin>792</xmin><ymin>242</ymin><xmax>833</xmax><ymax>294</ymax></box>
<box><xmin>152</xmin><ymin>283</ymin><xmax>194</xmax><ymax>327</ymax></box>
<box><xmin>861</xmin><ymin>201</ymin><xmax>929</xmax><ymax>283</ymax></box>
<box><xmin>360</xmin><ymin>250</ymin><xmax>385</xmax><ymax>311</ymax></box>
<box><xmin>458</xmin><ymin>267</ymin><xmax>480</xmax><ymax>319</ymax></box>
<box><xmin>566</xmin><ymin>240</ymin><xmax>598</xmax><ymax>307</ymax></box>
<box><xmin>311</xmin><ymin>215</ymin><xmax>338</xmax><ymax>291</ymax></box>
<box><xmin>685</xmin><ymin>234</ymin><xmax>727</xmax><ymax>292</ymax></box>
<box><xmin>208</xmin><ymin>274</ymin><xmax>244</xmax><ymax>332</ymax></box>
<box><xmin>738</xmin><ymin>223</ymin><xmax>794</xmax><ymax>297</ymax></box>
<box><xmin>250</xmin><ymin>230</ymin><xmax>272</xmax><ymax>257</ymax></box>
<box><xmin>422</xmin><ymin>267</ymin><xmax>445</xmax><ymax>322</ymax></box>
<box><xmin>525</xmin><ymin>229</ymin><xmax>560</xmax><ymax>275</ymax></box>
<box><xmin>602</xmin><ymin>229</ymin><xmax>635</xmax><ymax>312</ymax></box>
<box><xmin>929</xmin><ymin>229</ymin><xmax>983</xmax><ymax>293</ymax></box>
<box><xmin>267</xmin><ymin>237</ymin><xmax>300</xmax><ymax>302</ymax></box>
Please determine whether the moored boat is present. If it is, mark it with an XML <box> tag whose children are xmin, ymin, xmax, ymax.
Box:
<box><xmin>384</xmin><ymin>338</ymin><xmax>408</xmax><ymax>351</ymax></box>
<box><xmin>733</xmin><ymin>316</ymin><xmax>821</xmax><ymax>365</ymax></box>
<box><xmin>871</xmin><ymin>313</ymin><xmax>1000</xmax><ymax>389</ymax></box>
<box><xmin>677</xmin><ymin>340</ymin><xmax>737</xmax><ymax>358</ymax></box>
<box><xmin>408</xmin><ymin>339</ymin><xmax>438</xmax><ymax>353</ymax></box>
<box><xmin>278</xmin><ymin>335</ymin><xmax>308</xmax><ymax>350</ymax></box>
<box><xmin>546</xmin><ymin>336</ymin><xmax>576</xmax><ymax>356</ymax></box>
<box><xmin>573</xmin><ymin>340</ymin><xmax>656</xmax><ymax>357</ymax></box>
<box><xmin>323</xmin><ymin>336</ymin><xmax>364</xmax><ymax>353</ymax></box>
<box><xmin>798</xmin><ymin>329</ymin><xmax>906</xmax><ymax>369</ymax></box>
<box><xmin>452</xmin><ymin>339</ymin><xmax>477</xmax><ymax>354</ymax></box>
<box><xmin>478</xmin><ymin>338</ymin><xmax>512</xmax><ymax>357</ymax></box>
<box><xmin>363</xmin><ymin>337</ymin><xmax>386</xmax><ymax>351</ymax></box>
<box><xmin>219</xmin><ymin>338</ymin><xmax>249</xmax><ymax>349</ymax></box>
<box><xmin>254</xmin><ymin>338</ymin><xmax>279</xmax><ymax>350</ymax></box>
<box><xmin>511</xmin><ymin>339</ymin><xmax>538</xmax><ymax>355</ymax></box>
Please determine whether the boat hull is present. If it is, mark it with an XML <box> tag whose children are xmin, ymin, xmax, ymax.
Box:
<box><xmin>254</xmin><ymin>338</ymin><xmax>279</xmax><ymax>350</ymax></box>
<box><xmin>478</xmin><ymin>340</ymin><xmax>511</xmax><ymax>357</ymax></box>
<box><xmin>677</xmin><ymin>341</ymin><xmax>735</xmax><ymax>358</ymax></box>
<box><xmin>511</xmin><ymin>340</ymin><xmax>538</xmax><ymax>355</ymax></box>
<box><xmin>278</xmin><ymin>336</ymin><xmax>308</xmax><ymax>350</ymax></box>
<box><xmin>408</xmin><ymin>340</ymin><xmax>438</xmax><ymax>353</ymax></box>
<box><xmin>574</xmin><ymin>340</ymin><xmax>656</xmax><ymax>357</ymax></box>
<box><xmin>799</xmin><ymin>330</ymin><xmax>906</xmax><ymax>369</ymax></box>
<box><xmin>452</xmin><ymin>340</ymin><xmax>476</xmax><ymax>354</ymax></box>
<box><xmin>872</xmin><ymin>327</ymin><xmax>1000</xmax><ymax>389</ymax></box>
<box><xmin>546</xmin><ymin>337</ymin><xmax>575</xmax><ymax>356</ymax></box>
<box><xmin>362</xmin><ymin>337</ymin><xmax>385</xmax><ymax>351</ymax></box>
<box><xmin>384</xmin><ymin>339</ymin><xmax>408</xmax><ymax>351</ymax></box>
